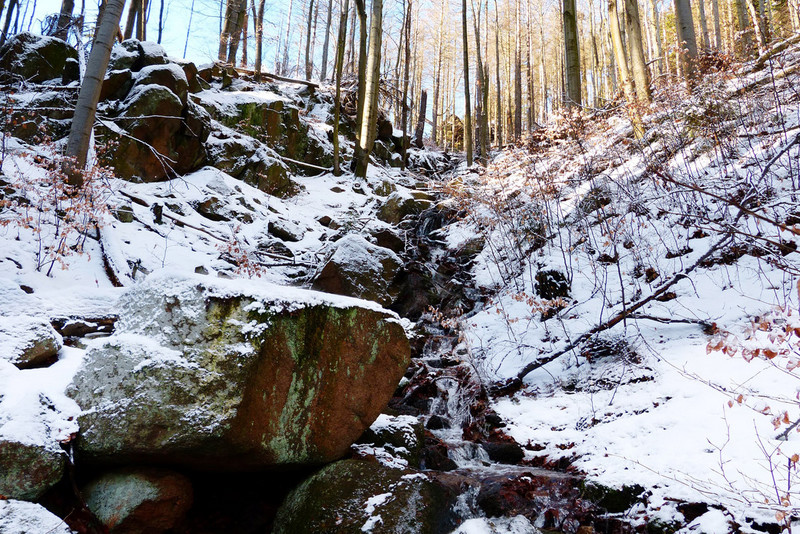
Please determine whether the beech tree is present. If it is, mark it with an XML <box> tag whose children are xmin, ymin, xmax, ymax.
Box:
<box><xmin>562</xmin><ymin>0</ymin><xmax>581</xmax><ymax>106</ymax></box>
<box><xmin>65</xmin><ymin>0</ymin><xmax>127</xmax><ymax>186</ymax></box>
<box><xmin>354</xmin><ymin>0</ymin><xmax>382</xmax><ymax>178</ymax></box>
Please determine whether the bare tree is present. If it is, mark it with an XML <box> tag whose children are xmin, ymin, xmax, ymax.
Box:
<box><xmin>625</xmin><ymin>0</ymin><xmax>651</xmax><ymax>102</ymax></box>
<box><xmin>462</xmin><ymin>0</ymin><xmax>473</xmax><ymax>164</ymax></box>
<box><xmin>354</xmin><ymin>0</ymin><xmax>382</xmax><ymax>178</ymax></box>
<box><xmin>333</xmin><ymin>0</ymin><xmax>349</xmax><ymax>175</ymax></box>
<box><xmin>563</xmin><ymin>0</ymin><xmax>581</xmax><ymax>106</ymax></box>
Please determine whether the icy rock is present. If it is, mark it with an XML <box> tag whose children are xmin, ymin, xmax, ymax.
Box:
<box><xmin>0</xmin><ymin>439</ymin><xmax>65</xmax><ymax>500</ymax></box>
<box><xmin>0</xmin><ymin>32</ymin><xmax>78</xmax><ymax>84</ymax></box>
<box><xmin>0</xmin><ymin>500</ymin><xmax>72</xmax><ymax>534</ymax></box>
<box><xmin>83</xmin><ymin>467</ymin><xmax>193</xmax><ymax>534</ymax></box>
<box><xmin>68</xmin><ymin>271</ymin><xmax>410</xmax><ymax>468</ymax></box>
<box><xmin>311</xmin><ymin>234</ymin><xmax>403</xmax><ymax>307</ymax></box>
<box><xmin>0</xmin><ymin>316</ymin><xmax>62</xmax><ymax>369</ymax></box>
<box><xmin>273</xmin><ymin>460</ymin><xmax>458</xmax><ymax>534</ymax></box>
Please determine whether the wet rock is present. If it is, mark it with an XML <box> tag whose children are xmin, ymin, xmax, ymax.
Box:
<box><xmin>534</xmin><ymin>269</ymin><xmax>570</xmax><ymax>299</ymax></box>
<box><xmin>481</xmin><ymin>441</ymin><xmax>525</xmax><ymax>465</ymax></box>
<box><xmin>0</xmin><ymin>439</ymin><xmax>65</xmax><ymax>500</ymax></box>
<box><xmin>370</xmin><ymin>227</ymin><xmax>405</xmax><ymax>254</ymax></box>
<box><xmin>0</xmin><ymin>32</ymin><xmax>78</xmax><ymax>84</ymax></box>
<box><xmin>67</xmin><ymin>271</ymin><xmax>410</xmax><ymax>468</ymax></box>
<box><xmin>312</xmin><ymin>234</ymin><xmax>403</xmax><ymax>307</ymax></box>
<box><xmin>580</xmin><ymin>482</ymin><xmax>645</xmax><ymax>513</ymax></box>
<box><xmin>421</xmin><ymin>431</ymin><xmax>458</xmax><ymax>471</ymax></box>
<box><xmin>0</xmin><ymin>500</ymin><xmax>73</xmax><ymax>534</ymax></box>
<box><xmin>358</xmin><ymin>414</ymin><xmax>425</xmax><ymax>467</ymax></box>
<box><xmin>83</xmin><ymin>467</ymin><xmax>193</xmax><ymax>534</ymax></box>
<box><xmin>0</xmin><ymin>316</ymin><xmax>62</xmax><ymax>369</ymax></box>
<box><xmin>378</xmin><ymin>191</ymin><xmax>433</xmax><ymax>224</ymax></box>
<box><xmin>273</xmin><ymin>460</ymin><xmax>458</xmax><ymax>534</ymax></box>
<box><xmin>426</xmin><ymin>414</ymin><xmax>450</xmax><ymax>430</ymax></box>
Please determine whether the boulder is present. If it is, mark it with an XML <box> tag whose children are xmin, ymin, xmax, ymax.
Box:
<box><xmin>0</xmin><ymin>32</ymin><xmax>78</xmax><ymax>84</ymax></box>
<box><xmin>378</xmin><ymin>191</ymin><xmax>433</xmax><ymax>224</ymax></box>
<box><xmin>0</xmin><ymin>439</ymin><xmax>65</xmax><ymax>500</ymax></box>
<box><xmin>100</xmin><ymin>88</ymin><xmax>208</xmax><ymax>181</ymax></box>
<box><xmin>206</xmin><ymin>136</ymin><xmax>295</xmax><ymax>197</ymax></box>
<box><xmin>68</xmin><ymin>271</ymin><xmax>410</xmax><ymax>468</ymax></box>
<box><xmin>0</xmin><ymin>315</ymin><xmax>63</xmax><ymax>369</ymax></box>
<box><xmin>83</xmin><ymin>468</ymin><xmax>193</xmax><ymax>534</ymax></box>
<box><xmin>108</xmin><ymin>40</ymin><xmax>168</xmax><ymax>72</ymax></box>
<box><xmin>273</xmin><ymin>460</ymin><xmax>458</xmax><ymax>534</ymax></box>
<box><xmin>100</xmin><ymin>69</ymin><xmax>134</xmax><ymax>102</ymax></box>
<box><xmin>133</xmin><ymin>64</ymin><xmax>189</xmax><ymax>104</ymax></box>
<box><xmin>0</xmin><ymin>500</ymin><xmax>73</xmax><ymax>534</ymax></box>
<box><xmin>311</xmin><ymin>234</ymin><xmax>403</xmax><ymax>307</ymax></box>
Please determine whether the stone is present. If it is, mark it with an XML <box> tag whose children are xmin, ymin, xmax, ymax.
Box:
<box><xmin>100</xmin><ymin>69</ymin><xmax>134</xmax><ymax>102</ymax></box>
<box><xmin>133</xmin><ymin>64</ymin><xmax>190</xmax><ymax>105</ymax></box>
<box><xmin>481</xmin><ymin>441</ymin><xmax>525</xmax><ymax>465</ymax></box>
<box><xmin>0</xmin><ymin>500</ymin><xmax>73</xmax><ymax>534</ymax></box>
<box><xmin>0</xmin><ymin>32</ymin><xmax>78</xmax><ymax>84</ymax></box>
<box><xmin>378</xmin><ymin>191</ymin><xmax>433</xmax><ymax>224</ymax></box>
<box><xmin>311</xmin><ymin>234</ymin><xmax>403</xmax><ymax>307</ymax></box>
<box><xmin>206</xmin><ymin>137</ymin><xmax>296</xmax><ymax>197</ymax></box>
<box><xmin>0</xmin><ymin>315</ymin><xmax>63</xmax><ymax>369</ymax></box>
<box><xmin>358</xmin><ymin>414</ymin><xmax>426</xmax><ymax>468</ymax></box>
<box><xmin>180</xmin><ymin>61</ymin><xmax>203</xmax><ymax>94</ymax></box>
<box><xmin>107</xmin><ymin>40</ymin><xmax>141</xmax><ymax>72</ymax></box>
<box><xmin>83</xmin><ymin>467</ymin><xmax>193</xmax><ymax>534</ymax></box>
<box><xmin>61</xmin><ymin>57</ymin><xmax>79</xmax><ymax>84</ymax></box>
<box><xmin>67</xmin><ymin>271</ymin><xmax>410</xmax><ymax>468</ymax></box>
<box><xmin>273</xmin><ymin>460</ymin><xmax>458</xmax><ymax>534</ymax></box>
<box><xmin>268</xmin><ymin>219</ymin><xmax>304</xmax><ymax>242</ymax></box>
<box><xmin>0</xmin><ymin>439</ymin><xmax>65</xmax><ymax>500</ymax></box>
<box><xmin>534</xmin><ymin>269</ymin><xmax>570</xmax><ymax>299</ymax></box>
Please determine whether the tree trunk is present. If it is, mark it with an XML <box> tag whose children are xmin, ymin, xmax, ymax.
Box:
<box><xmin>413</xmin><ymin>89</ymin><xmax>427</xmax><ymax>147</ymax></box>
<box><xmin>319</xmin><ymin>0</ymin><xmax>334</xmax><ymax>80</ymax></box>
<box><xmin>462</xmin><ymin>0</ymin><xmax>473</xmax><ymax>165</ymax></box>
<box><xmin>471</xmin><ymin>0</ymin><xmax>488</xmax><ymax>161</ymax></box>
<box><xmin>697</xmin><ymin>0</ymin><xmax>711</xmax><ymax>49</ymax></box>
<box><xmin>563</xmin><ymin>0</ymin><xmax>581</xmax><ymax>106</ymax></box>
<box><xmin>304</xmin><ymin>0</ymin><xmax>315</xmax><ymax>79</ymax></box>
<box><xmin>333</xmin><ymin>0</ymin><xmax>349</xmax><ymax>175</ymax></box>
<box><xmin>54</xmin><ymin>0</ymin><xmax>75</xmax><ymax>40</ymax></box>
<box><xmin>227</xmin><ymin>1</ymin><xmax>246</xmax><ymax>64</ymax></box>
<box><xmin>281</xmin><ymin>0</ymin><xmax>295</xmax><ymax>75</ymax></box>
<box><xmin>400</xmin><ymin>0</ymin><xmax>411</xmax><ymax>169</ymax></box>
<box><xmin>0</xmin><ymin>0</ymin><xmax>17</xmax><ymax>47</ymax></box>
<box><xmin>253</xmin><ymin>0</ymin><xmax>266</xmax><ymax>80</ymax></box>
<box><xmin>431</xmin><ymin>0</ymin><xmax>445</xmax><ymax>146</ymax></box>
<box><xmin>609</xmin><ymin>0</ymin><xmax>635</xmax><ymax>102</ymax></box>
<box><xmin>65</xmin><ymin>0</ymin><xmax>126</xmax><ymax>186</ymax></box>
<box><xmin>674</xmin><ymin>0</ymin><xmax>698</xmax><ymax>79</ymax></box>
<box><xmin>648</xmin><ymin>0</ymin><xmax>664</xmax><ymax>74</ymax></box>
<box><xmin>123</xmin><ymin>0</ymin><xmax>138</xmax><ymax>39</ymax></box>
<box><xmin>712</xmin><ymin>0</ymin><xmax>722</xmax><ymax>47</ymax></box>
<box><xmin>494</xmin><ymin>0</ymin><xmax>502</xmax><ymax>146</ymax></box>
<box><xmin>513</xmin><ymin>0</ymin><xmax>522</xmax><ymax>138</ymax></box>
<box><xmin>354</xmin><ymin>0</ymin><xmax>367</xmax><ymax>131</ymax></box>
<box><xmin>745</xmin><ymin>0</ymin><xmax>768</xmax><ymax>51</ymax></box>
<box><xmin>354</xmin><ymin>0</ymin><xmax>382</xmax><ymax>178</ymax></box>
<box><xmin>625</xmin><ymin>0</ymin><xmax>651</xmax><ymax>102</ymax></box>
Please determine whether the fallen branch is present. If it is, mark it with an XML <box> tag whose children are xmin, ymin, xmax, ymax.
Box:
<box><xmin>760</xmin><ymin>132</ymin><xmax>800</xmax><ymax>181</ymax></box>
<box><xmin>278</xmin><ymin>154</ymin><xmax>333</xmax><ymax>173</ymax></box>
<box><xmin>230</xmin><ymin>65</ymin><xmax>319</xmax><ymax>89</ymax></box>
<box><xmin>514</xmin><ymin>234</ymin><xmax>732</xmax><ymax>382</ymax></box>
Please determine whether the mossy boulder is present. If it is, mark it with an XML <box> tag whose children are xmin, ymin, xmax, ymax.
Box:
<box><xmin>0</xmin><ymin>32</ymin><xmax>78</xmax><ymax>84</ymax></box>
<box><xmin>312</xmin><ymin>234</ymin><xmax>403</xmax><ymax>307</ymax></box>
<box><xmin>273</xmin><ymin>460</ymin><xmax>458</xmax><ymax>534</ymax></box>
<box><xmin>83</xmin><ymin>467</ymin><xmax>193</xmax><ymax>534</ymax></box>
<box><xmin>67</xmin><ymin>271</ymin><xmax>410</xmax><ymax>469</ymax></box>
<box><xmin>133</xmin><ymin>64</ymin><xmax>189</xmax><ymax>104</ymax></box>
<box><xmin>206</xmin><ymin>136</ymin><xmax>296</xmax><ymax>197</ymax></box>
<box><xmin>0</xmin><ymin>439</ymin><xmax>65</xmax><ymax>500</ymax></box>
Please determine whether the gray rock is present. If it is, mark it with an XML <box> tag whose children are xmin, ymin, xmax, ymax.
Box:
<box><xmin>0</xmin><ymin>439</ymin><xmax>65</xmax><ymax>500</ymax></box>
<box><xmin>378</xmin><ymin>191</ymin><xmax>433</xmax><ymax>224</ymax></box>
<box><xmin>311</xmin><ymin>234</ymin><xmax>403</xmax><ymax>307</ymax></box>
<box><xmin>68</xmin><ymin>271</ymin><xmax>410</xmax><ymax>469</ymax></box>
<box><xmin>0</xmin><ymin>316</ymin><xmax>62</xmax><ymax>369</ymax></box>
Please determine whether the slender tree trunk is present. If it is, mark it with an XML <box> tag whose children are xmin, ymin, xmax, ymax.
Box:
<box><xmin>319</xmin><ymin>0</ymin><xmax>333</xmax><ymax>80</ymax></box>
<box><xmin>54</xmin><ymin>0</ymin><xmax>75</xmax><ymax>40</ymax></box>
<box><xmin>697</xmin><ymin>0</ymin><xmax>712</xmax><ymax>49</ymax></box>
<box><xmin>281</xmin><ymin>0</ymin><xmax>295</xmax><ymax>75</ymax></box>
<box><xmin>431</xmin><ymin>8</ymin><xmax>443</xmax><ymax>145</ymax></box>
<box><xmin>471</xmin><ymin>0</ymin><xmax>489</xmax><ymax>161</ymax></box>
<box><xmin>304</xmin><ymin>0</ymin><xmax>315</xmax><ymax>78</ymax></box>
<box><xmin>625</xmin><ymin>0</ymin><xmax>651</xmax><ymax>102</ymax></box>
<box><xmin>648</xmin><ymin>0</ymin><xmax>664</xmax><ymax>74</ymax></box>
<box><xmin>734</xmin><ymin>0</ymin><xmax>752</xmax><ymax>56</ymax></box>
<box><xmin>124</xmin><ymin>0</ymin><xmax>138</xmax><ymax>39</ymax></box>
<box><xmin>414</xmin><ymin>89</ymin><xmax>427</xmax><ymax>147</ymax></box>
<box><xmin>400</xmin><ymin>0</ymin><xmax>411</xmax><ymax>169</ymax></box>
<box><xmin>513</xmin><ymin>0</ymin><xmax>522</xmax><ymax>137</ymax></box>
<box><xmin>138</xmin><ymin>0</ymin><xmax>146</xmax><ymax>40</ymax></box>
<box><xmin>745</xmin><ymin>0</ymin><xmax>768</xmax><ymax>51</ymax></box>
<box><xmin>333</xmin><ymin>0</ymin><xmax>349</xmax><ymax>175</ymax></box>
<box><xmin>674</xmin><ymin>0</ymin><xmax>698</xmax><ymax>79</ymax></box>
<box><xmin>494</xmin><ymin>0</ymin><xmax>502</xmax><ymax>146</ymax></box>
<box><xmin>254</xmin><ymin>0</ymin><xmax>266</xmax><ymax>80</ymax></box>
<box><xmin>462</xmin><ymin>0</ymin><xmax>473</xmax><ymax>164</ymax></box>
<box><xmin>184</xmin><ymin>0</ymin><xmax>195</xmax><ymax>57</ymax></box>
<box><xmin>609</xmin><ymin>0</ymin><xmax>636</xmax><ymax>102</ymax></box>
<box><xmin>562</xmin><ymin>0</ymin><xmax>581</xmax><ymax>106</ymax></box>
<box><xmin>354</xmin><ymin>0</ymin><xmax>382</xmax><ymax>178</ymax></box>
<box><xmin>712</xmin><ymin>0</ymin><xmax>722</xmax><ymax>47</ymax></box>
<box><xmin>354</xmin><ymin>0</ymin><xmax>367</xmax><ymax>131</ymax></box>
<box><xmin>65</xmin><ymin>0</ymin><xmax>126</xmax><ymax>186</ymax></box>
<box><xmin>0</xmin><ymin>0</ymin><xmax>18</xmax><ymax>47</ymax></box>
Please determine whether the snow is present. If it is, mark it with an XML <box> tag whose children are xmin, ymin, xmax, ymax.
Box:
<box><xmin>0</xmin><ymin>500</ymin><xmax>73</xmax><ymax>534</ymax></box>
<box><xmin>451</xmin><ymin>516</ymin><xmax>540</xmax><ymax>534</ymax></box>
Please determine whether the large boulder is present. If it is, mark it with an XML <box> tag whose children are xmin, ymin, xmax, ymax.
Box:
<box><xmin>378</xmin><ymin>191</ymin><xmax>433</xmax><ymax>224</ymax></box>
<box><xmin>99</xmin><ymin>87</ymin><xmax>209</xmax><ymax>181</ymax></box>
<box><xmin>0</xmin><ymin>32</ymin><xmax>78</xmax><ymax>84</ymax></box>
<box><xmin>0</xmin><ymin>315</ymin><xmax>62</xmax><ymax>369</ymax></box>
<box><xmin>68</xmin><ymin>271</ymin><xmax>410</xmax><ymax>468</ymax></box>
<box><xmin>0</xmin><ymin>439</ymin><xmax>65</xmax><ymax>500</ymax></box>
<box><xmin>312</xmin><ymin>234</ymin><xmax>403</xmax><ymax>307</ymax></box>
<box><xmin>132</xmin><ymin>64</ymin><xmax>190</xmax><ymax>104</ymax></box>
<box><xmin>83</xmin><ymin>468</ymin><xmax>193</xmax><ymax>534</ymax></box>
<box><xmin>273</xmin><ymin>460</ymin><xmax>458</xmax><ymax>534</ymax></box>
<box><xmin>0</xmin><ymin>500</ymin><xmax>73</xmax><ymax>534</ymax></box>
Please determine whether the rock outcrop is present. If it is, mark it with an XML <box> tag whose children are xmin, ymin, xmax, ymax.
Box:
<box><xmin>68</xmin><ymin>271</ymin><xmax>410</xmax><ymax>468</ymax></box>
<box><xmin>0</xmin><ymin>32</ymin><xmax>78</xmax><ymax>84</ymax></box>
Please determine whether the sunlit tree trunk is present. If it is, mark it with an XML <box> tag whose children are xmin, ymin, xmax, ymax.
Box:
<box><xmin>281</xmin><ymin>0</ymin><xmax>295</xmax><ymax>74</ymax></box>
<box><xmin>253</xmin><ymin>0</ymin><xmax>266</xmax><ymax>80</ymax></box>
<box><xmin>609</xmin><ymin>0</ymin><xmax>635</xmax><ymax>102</ymax></box>
<box><xmin>463</xmin><ymin>0</ymin><xmax>473</xmax><ymax>164</ymax></box>
<box><xmin>333</xmin><ymin>0</ymin><xmax>349</xmax><ymax>175</ymax></box>
<box><xmin>54</xmin><ymin>0</ymin><xmax>74</xmax><ymax>40</ymax></box>
<box><xmin>625</xmin><ymin>0</ymin><xmax>651</xmax><ymax>102</ymax></box>
<box><xmin>494</xmin><ymin>0</ymin><xmax>502</xmax><ymax>146</ymax></box>
<box><xmin>319</xmin><ymin>0</ymin><xmax>333</xmax><ymax>79</ymax></box>
<box><xmin>354</xmin><ymin>0</ymin><xmax>382</xmax><ymax>177</ymax></box>
<box><xmin>674</xmin><ymin>0</ymin><xmax>698</xmax><ymax>79</ymax></box>
<box><xmin>697</xmin><ymin>0</ymin><xmax>712</xmax><ymax>49</ymax></box>
<box><xmin>563</xmin><ymin>0</ymin><xmax>581</xmax><ymax>106</ymax></box>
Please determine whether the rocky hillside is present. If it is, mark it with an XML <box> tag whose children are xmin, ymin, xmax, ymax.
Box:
<box><xmin>1</xmin><ymin>29</ymin><xmax>800</xmax><ymax>534</ymax></box>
